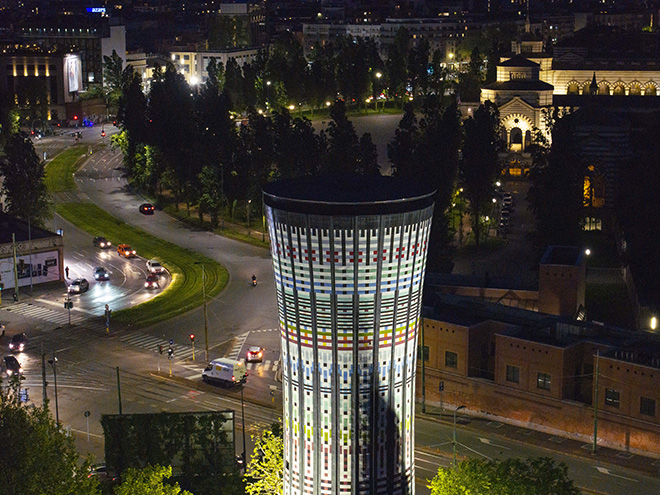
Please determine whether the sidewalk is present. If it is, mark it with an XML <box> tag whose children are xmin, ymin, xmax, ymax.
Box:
<box><xmin>418</xmin><ymin>403</ymin><xmax>660</xmax><ymax>480</ymax></box>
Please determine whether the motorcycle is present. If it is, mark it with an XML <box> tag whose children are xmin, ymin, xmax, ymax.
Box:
<box><xmin>251</xmin><ymin>275</ymin><xmax>257</xmax><ymax>287</ymax></box>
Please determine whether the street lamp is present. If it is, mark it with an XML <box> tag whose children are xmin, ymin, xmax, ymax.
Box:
<box><xmin>48</xmin><ymin>354</ymin><xmax>59</xmax><ymax>426</ymax></box>
<box><xmin>375</xmin><ymin>71</ymin><xmax>382</xmax><ymax>111</ymax></box>
<box><xmin>246</xmin><ymin>199</ymin><xmax>252</xmax><ymax>228</ymax></box>
<box><xmin>453</xmin><ymin>405</ymin><xmax>466</xmax><ymax>468</ymax></box>
<box><xmin>194</xmin><ymin>262</ymin><xmax>209</xmax><ymax>361</ymax></box>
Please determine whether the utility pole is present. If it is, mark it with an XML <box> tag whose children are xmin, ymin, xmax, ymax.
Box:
<box><xmin>116</xmin><ymin>366</ymin><xmax>122</xmax><ymax>415</ymax></box>
<box><xmin>12</xmin><ymin>233</ymin><xmax>19</xmax><ymax>302</ymax></box>
<box><xmin>421</xmin><ymin>317</ymin><xmax>426</xmax><ymax>414</ymax></box>
<box><xmin>41</xmin><ymin>344</ymin><xmax>47</xmax><ymax>405</ymax></box>
<box><xmin>593</xmin><ymin>349</ymin><xmax>600</xmax><ymax>454</ymax></box>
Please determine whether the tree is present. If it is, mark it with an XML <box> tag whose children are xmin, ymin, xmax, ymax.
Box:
<box><xmin>388</xmin><ymin>103</ymin><xmax>419</xmax><ymax>177</ymax></box>
<box><xmin>527</xmin><ymin>114</ymin><xmax>583</xmax><ymax>254</ymax></box>
<box><xmin>0</xmin><ymin>132</ymin><xmax>51</xmax><ymax>225</ymax></box>
<box><xmin>321</xmin><ymin>100</ymin><xmax>363</xmax><ymax>175</ymax></box>
<box><xmin>244</xmin><ymin>428</ymin><xmax>284</xmax><ymax>495</ymax></box>
<box><xmin>114</xmin><ymin>465</ymin><xmax>192</xmax><ymax>495</ymax></box>
<box><xmin>0</xmin><ymin>378</ymin><xmax>99</xmax><ymax>495</ymax></box>
<box><xmin>460</xmin><ymin>103</ymin><xmax>502</xmax><ymax>246</ymax></box>
<box><xmin>103</xmin><ymin>50</ymin><xmax>124</xmax><ymax>113</ymax></box>
<box><xmin>386</xmin><ymin>27</ymin><xmax>410</xmax><ymax>105</ymax></box>
<box><xmin>428</xmin><ymin>457</ymin><xmax>580</xmax><ymax>495</ymax></box>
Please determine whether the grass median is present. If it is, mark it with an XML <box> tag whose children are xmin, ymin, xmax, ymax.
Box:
<box><xmin>46</xmin><ymin>148</ymin><xmax>228</xmax><ymax>328</ymax></box>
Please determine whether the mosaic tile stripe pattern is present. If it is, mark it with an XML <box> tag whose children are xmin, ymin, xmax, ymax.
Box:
<box><xmin>265</xmin><ymin>181</ymin><xmax>434</xmax><ymax>495</ymax></box>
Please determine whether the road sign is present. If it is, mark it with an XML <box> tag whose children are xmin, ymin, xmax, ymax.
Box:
<box><xmin>84</xmin><ymin>410</ymin><xmax>90</xmax><ymax>418</ymax></box>
<box><xmin>439</xmin><ymin>381</ymin><xmax>444</xmax><ymax>392</ymax></box>
<box><xmin>169</xmin><ymin>339</ymin><xmax>174</xmax><ymax>346</ymax></box>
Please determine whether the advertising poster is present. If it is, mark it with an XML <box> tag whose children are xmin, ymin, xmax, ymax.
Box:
<box><xmin>65</xmin><ymin>54</ymin><xmax>81</xmax><ymax>93</ymax></box>
<box><xmin>0</xmin><ymin>251</ymin><xmax>61</xmax><ymax>289</ymax></box>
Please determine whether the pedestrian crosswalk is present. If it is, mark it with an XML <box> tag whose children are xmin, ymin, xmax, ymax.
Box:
<box><xmin>246</xmin><ymin>360</ymin><xmax>280</xmax><ymax>373</ymax></box>
<box><xmin>119</xmin><ymin>332</ymin><xmax>195</xmax><ymax>361</ymax></box>
<box><xmin>1</xmin><ymin>302</ymin><xmax>107</xmax><ymax>333</ymax></box>
<box><xmin>227</xmin><ymin>332</ymin><xmax>249</xmax><ymax>360</ymax></box>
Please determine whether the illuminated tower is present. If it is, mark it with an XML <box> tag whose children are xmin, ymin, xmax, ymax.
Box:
<box><xmin>264</xmin><ymin>176</ymin><xmax>435</xmax><ymax>495</ymax></box>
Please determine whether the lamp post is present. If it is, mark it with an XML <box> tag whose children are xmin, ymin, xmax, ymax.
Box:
<box><xmin>240</xmin><ymin>384</ymin><xmax>247</xmax><ymax>472</ymax></box>
<box><xmin>195</xmin><ymin>263</ymin><xmax>209</xmax><ymax>361</ymax></box>
<box><xmin>48</xmin><ymin>355</ymin><xmax>59</xmax><ymax>426</ymax></box>
<box><xmin>375</xmin><ymin>72</ymin><xmax>382</xmax><ymax>111</ymax></box>
<box><xmin>453</xmin><ymin>405</ymin><xmax>466</xmax><ymax>468</ymax></box>
<box><xmin>246</xmin><ymin>199</ymin><xmax>252</xmax><ymax>230</ymax></box>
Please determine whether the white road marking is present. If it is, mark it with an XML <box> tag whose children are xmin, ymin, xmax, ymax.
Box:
<box><xmin>595</xmin><ymin>467</ymin><xmax>638</xmax><ymax>482</ymax></box>
<box><xmin>479</xmin><ymin>437</ymin><xmax>510</xmax><ymax>450</ymax></box>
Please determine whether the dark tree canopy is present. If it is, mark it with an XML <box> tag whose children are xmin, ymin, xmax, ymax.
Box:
<box><xmin>0</xmin><ymin>132</ymin><xmax>51</xmax><ymax>225</ymax></box>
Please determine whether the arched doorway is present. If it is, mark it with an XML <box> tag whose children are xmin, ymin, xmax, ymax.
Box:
<box><xmin>510</xmin><ymin>127</ymin><xmax>523</xmax><ymax>152</ymax></box>
<box><xmin>613</xmin><ymin>84</ymin><xmax>625</xmax><ymax>96</ymax></box>
<box><xmin>645</xmin><ymin>83</ymin><xmax>657</xmax><ymax>96</ymax></box>
<box><xmin>567</xmin><ymin>82</ymin><xmax>580</xmax><ymax>95</ymax></box>
<box><xmin>598</xmin><ymin>83</ymin><xmax>610</xmax><ymax>95</ymax></box>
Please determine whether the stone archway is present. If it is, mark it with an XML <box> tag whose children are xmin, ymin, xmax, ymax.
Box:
<box><xmin>501</xmin><ymin>113</ymin><xmax>535</xmax><ymax>152</ymax></box>
<box><xmin>644</xmin><ymin>83</ymin><xmax>658</xmax><ymax>96</ymax></box>
<box><xmin>510</xmin><ymin>127</ymin><xmax>523</xmax><ymax>151</ymax></box>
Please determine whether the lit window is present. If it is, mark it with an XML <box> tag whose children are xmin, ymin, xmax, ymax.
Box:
<box><xmin>537</xmin><ymin>372</ymin><xmax>551</xmax><ymax>390</ymax></box>
<box><xmin>605</xmin><ymin>388</ymin><xmax>620</xmax><ymax>408</ymax></box>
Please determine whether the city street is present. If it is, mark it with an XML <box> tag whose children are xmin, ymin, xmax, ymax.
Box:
<box><xmin>0</xmin><ymin>114</ymin><xmax>649</xmax><ymax>494</ymax></box>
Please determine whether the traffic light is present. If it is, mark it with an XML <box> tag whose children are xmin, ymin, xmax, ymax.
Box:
<box><xmin>168</xmin><ymin>346</ymin><xmax>174</xmax><ymax>358</ymax></box>
<box><xmin>64</xmin><ymin>301</ymin><xmax>73</xmax><ymax>309</ymax></box>
<box><xmin>190</xmin><ymin>334</ymin><xmax>195</xmax><ymax>342</ymax></box>
<box><xmin>101</xmin><ymin>131</ymin><xmax>106</xmax><ymax>137</ymax></box>
<box><xmin>73</xmin><ymin>115</ymin><xmax>78</xmax><ymax>120</ymax></box>
<box><xmin>158</xmin><ymin>344</ymin><xmax>163</xmax><ymax>355</ymax></box>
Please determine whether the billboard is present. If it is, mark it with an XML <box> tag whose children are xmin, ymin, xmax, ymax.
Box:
<box><xmin>0</xmin><ymin>251</ymin><xmax>61</xmax><ymax>289</ymax></box>
<box><xmin>64</xmin><ymin>54</ymin><xmax>82</xmax><ymax>93</ymax></box>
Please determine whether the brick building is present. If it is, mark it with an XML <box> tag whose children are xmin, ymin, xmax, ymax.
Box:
<box><xmin>419</xmin><ymin>246</ymin><xmax>660</xmax><ymax>454</ymax></box>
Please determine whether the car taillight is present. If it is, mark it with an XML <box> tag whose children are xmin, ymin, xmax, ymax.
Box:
<box><xmin>232</xmin><ymin>375</ymin><xmax>235</xmax><ymax>381</ymax></box>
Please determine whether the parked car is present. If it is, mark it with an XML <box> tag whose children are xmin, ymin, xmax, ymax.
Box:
<box><xmin>1</xmin><ymin>355</ymin><xmax>23</xmax><ymax>377</ymax></box>
<box><xmin>146</xmin><ymin>259</ymin><xmax>165</xmax><ymax>274</ymax></box>
<box><xmin>9</xmin><ymin>333</ymin><xmax>28</xmax><ymax>352</ymax></box>
<box><xmin>94</xmin><ymin>267</ymin><xmax>109</xmax><ymax>281</ymax></box>
<box><xmin>68</xmin><ymin>278</ymin><xmax>89</xmax><ymax>293</ymax></box>
<box><xmin>93</xmin><ymin>236</ymin><xmax>112</xmax><ymax>249</ymax></box>
<box><xmin>246</xmin><ymin>346</ymin><xmax>264</xmax><ymax>363</ymax></box>
<box><xmin>117</xmin><ymin>244</ymin><xmax>136</xmax><ymax>258</ymax></box>
<box><xmin>139</xmin><ymin>203</ymin><xmax>155</xmax><ymax>215</ymax></box>
<box><xmin>144</xmin><ymin>274</ymin><xmax>159</xmax><ymax>289</ymax></box>
<box><xmin>88</xmin><ymin>463</ymin><xmax>116</xmax><ymax>482</ymax></box>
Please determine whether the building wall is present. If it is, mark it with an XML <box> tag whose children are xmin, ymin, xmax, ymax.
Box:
<box><xmin>267</xmin><ymin>199</ymin><xmax>433</xmax><ymax>495</ymax></box>
<box><xmin>538</xmin><ymin>261</ymin><xmax>586</xmax><ymax>317</ymax></box>
<box><xmin>418</xmin><ymin>316</ymin><xmax>660</xmax><ymax>454</ymax></box>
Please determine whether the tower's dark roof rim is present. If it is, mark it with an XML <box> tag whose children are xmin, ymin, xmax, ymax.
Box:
<box><xmin>263</xmin><ymin>175</ymin><xmax>436</xmax><ymax>215</ymax></box>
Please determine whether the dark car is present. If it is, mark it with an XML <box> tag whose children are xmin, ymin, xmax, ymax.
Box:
<box><xmin>144</xmin><ymin>274</ymin><xmax>159</xmax><ymax>289</ymax></box>
<box><xmin>9</xmin><ymin>333</ymin><xmax>28</xmax><ymax>352</ymax></box>
<box><xmin>2</xmin><ymin>355</ymin><xmax>23</xmax><ymax>378</ymax></box>
<box><xmin>68</xmin><ymin>278</ymin><xmax>89</xmax><ymax>293</ymax></box>
<box><xmin>88</xmin><ymin>463</ymin><xmax>116</xmax><ymax>482</ymax></box>
<box><xmin>94</xmin><ymin>267</ymin><xmax>109</xmax><ymax>281</ymax></box>
<box><xmin>139</xmin><ymin>203</ymin><xmax>155</xmax><ymax>215</ymax></box>
<box><xmin>93</xmin><ymin>236</ymin><xmax>112</xmax><ymax>249</ymax></box>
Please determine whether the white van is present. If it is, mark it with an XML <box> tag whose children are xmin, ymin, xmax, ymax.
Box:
<box><xmin>202</xmin><ymin>358</ymin><xmax>247</xmax><ymax>387</ymax></box>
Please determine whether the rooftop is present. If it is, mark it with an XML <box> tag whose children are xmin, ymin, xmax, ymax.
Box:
<box><xmin>539</xmin><ymin>245</ymin><xmax>583</xmax><ymax>267</ymax></box>
<box><xmin>0</xmin><ymin>212</ymin><xmax>59</xmax><ymax>244</ymax></box>
<box><xmin>263</xmin><ymin>175</ymin><xmax>436</xmax><ymax>215</ymax></box>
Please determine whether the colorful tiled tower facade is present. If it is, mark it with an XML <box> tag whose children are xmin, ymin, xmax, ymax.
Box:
<box><xmin>264</xmin><ymin>176</ymin><xmax>435</xmax><ymax>495</ymax></box>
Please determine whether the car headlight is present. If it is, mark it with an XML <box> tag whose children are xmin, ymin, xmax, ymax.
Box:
<box><xmin>6</xmin><ymin>370</ymin><xmax>12</xmax><ymax>376</ymax></box>
<box><xmin>18</xmin><ymin>344</ymin><xmax>24</xmax><ymax>351</ymax></box>
<box><xmin>9</xmin><ymin>343</ymin><xmax>13</xmax><ymax>349</ymax></box>
<box><xmin>144</xmin><ymin>282</ymin><xmax>149</xmax><ymax>287</ymax></box>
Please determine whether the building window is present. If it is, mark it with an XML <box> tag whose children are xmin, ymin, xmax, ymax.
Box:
<box><xmin>506</xmin><ymin>365</ymin><xmax>519</xmax><ymax>383</ymax></box>
<box><xmin>537</xmin><ymin>372</ymin><xmax>551</xmax><ymax>390</ymax></box>
<box><xmin>417</xmin><ymin>345</ymin><xmax>429</xmax><ymax>362</ymax></box>
<box><xmin>640</xmin><ymin>397</ymin><xmax>655</xmax><ymax>416</ymax></box>
<box><xmin>445</xmin><ymin>351</ymin><xmax>457</xmax><ymax>369</ymax></box>
<box><xmin>605</xmin><ymin>388</ymin><xmax>620</xmax><ymax>408</ymax></box>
